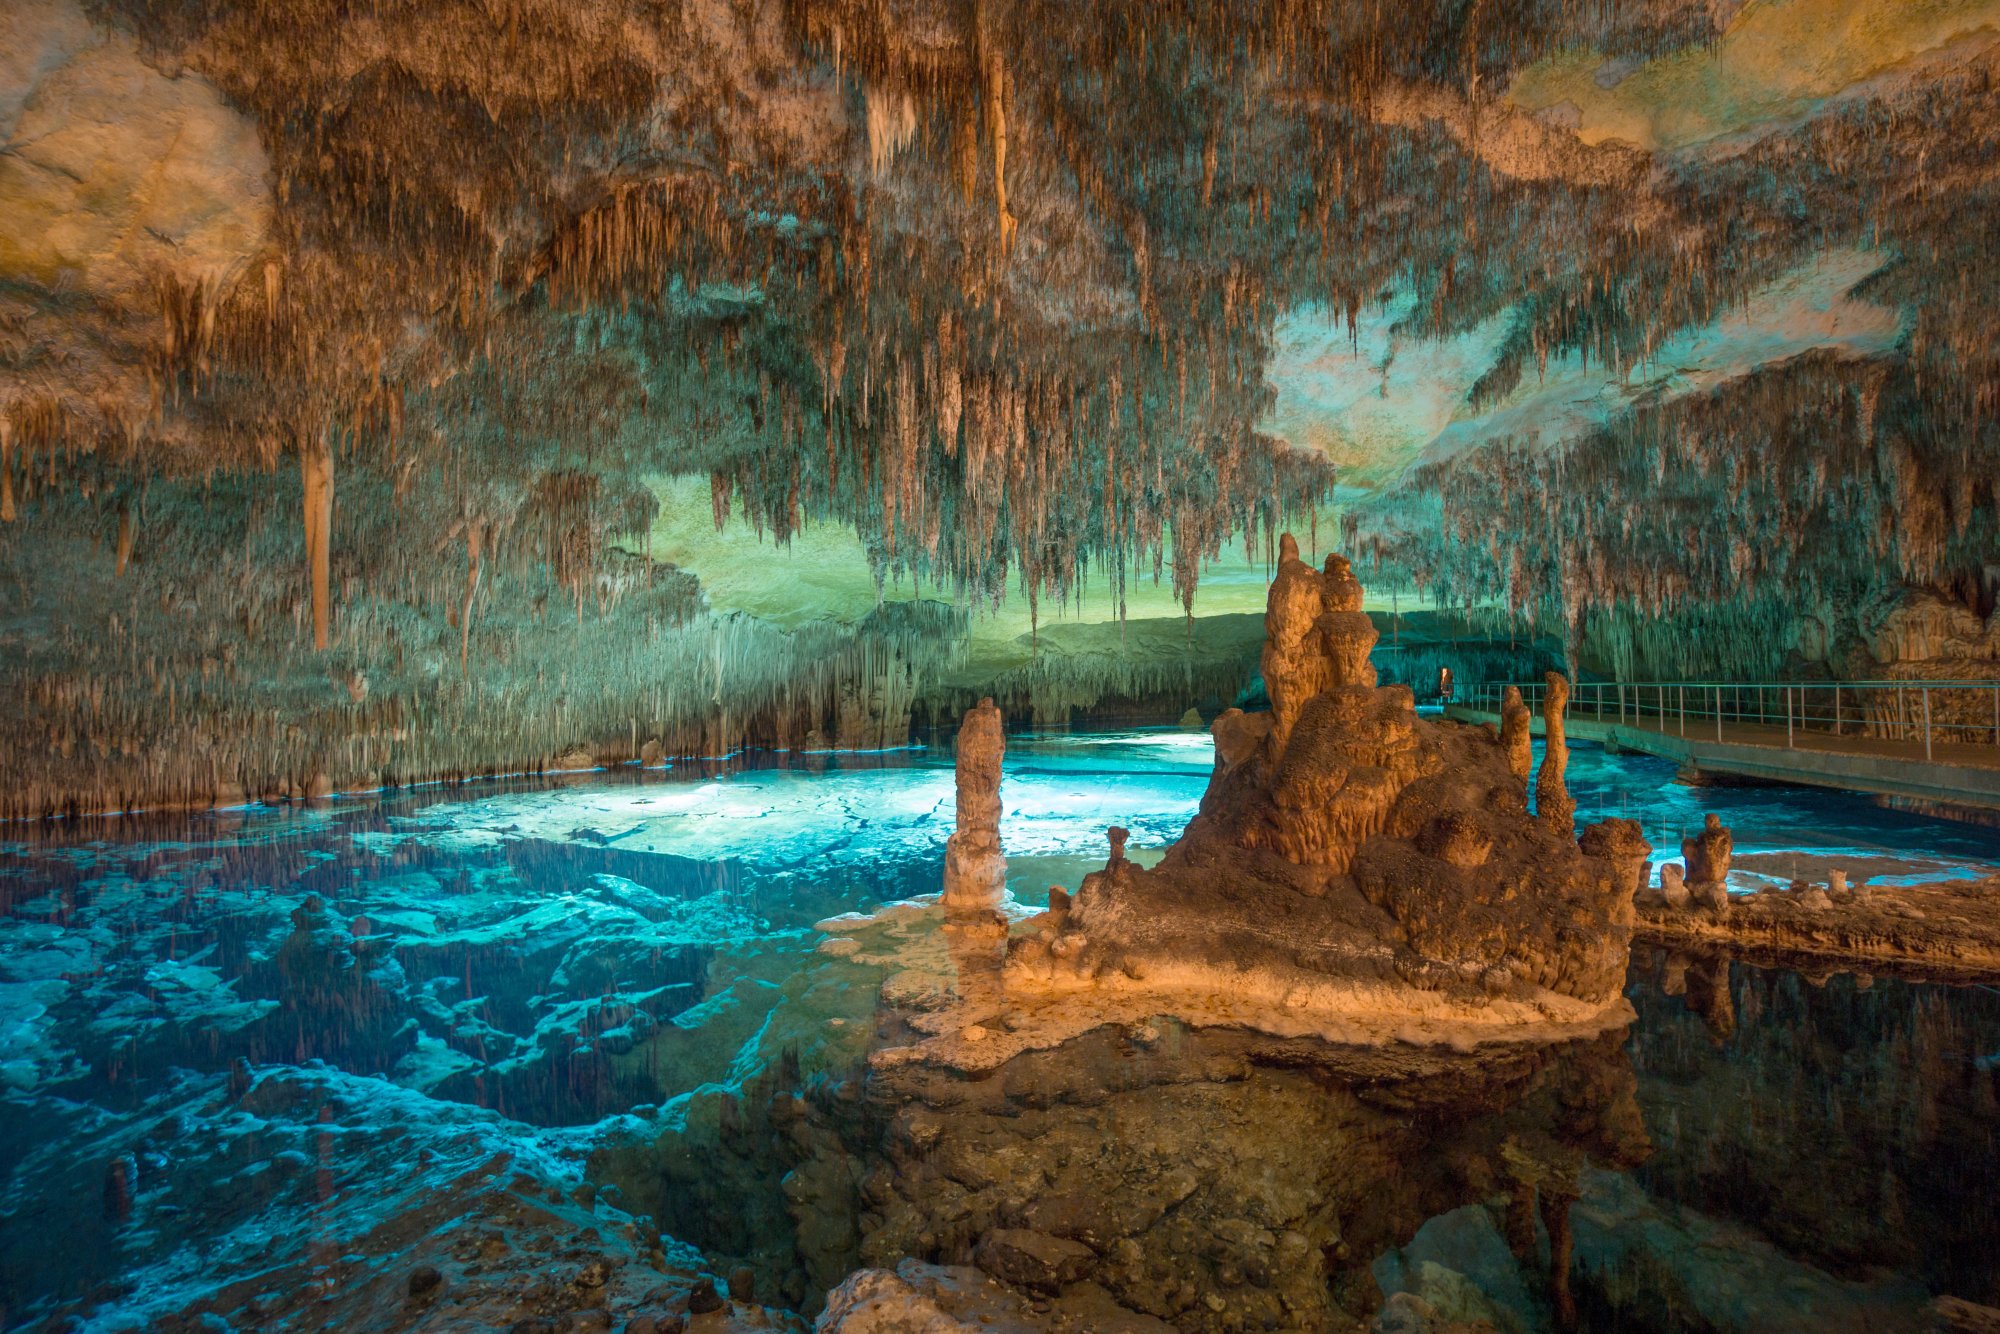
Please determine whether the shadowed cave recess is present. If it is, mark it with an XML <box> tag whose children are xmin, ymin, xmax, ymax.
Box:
<box><xmin>7</xmin><ymin>0</ymin><xmax>2000</xmax><ymax>1332</ymax></box>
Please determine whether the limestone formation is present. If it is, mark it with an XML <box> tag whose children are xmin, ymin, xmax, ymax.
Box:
<box><xmin>1682</xmin><ymin>813</ymin><xmax>1734</xmax><ymax>911</ymax></box>
<box><xmin>1259</xmin><ymin>534</ymin><xmax>1331</xmax><ymax>758</ymax></box>
<box><xmin>941</xmin><ymin>698</ymin><xmax>1006</xmax><ymax>911</ymax></box>
<box><xmin>1660</xmin><ymin>862</ymin><xmax>1691</xmax><ymax>909</ymax></box>
<box><xmin>1009</xmin><ymin>540</ymin><xmax>1647</xmax><ymax>1034</ymax></box>
<box><xmin>1535</xmin><ymin>672</ymin><xmax>1576</xmax><ymax>834</ymax></box>
<box><xmin>1499</xmin><ymin>685</ymin><xmax>1534</xmax><ymax>781</ymax></box>
<box><xmin>1579</xmin><ymin>818</ymin><xmax>1652</xmax><ymax>902</ymax></box>
<box><xmin>840</xmin><ymin>1017</ymin><xmax>1647</xmax><ymax>1332</ymax></box>
<box><xmin>1635</xmin><ymin>870</ymin><xmax>2000</xmax><ymax>976</ymax></box>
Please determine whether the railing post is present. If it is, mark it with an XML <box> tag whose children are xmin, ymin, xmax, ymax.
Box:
<box><xmin>1678</xmin><ymin>685</ymin><xmax>1685</xmax><ymax>737</ymax></box>
<box><xmin>1786</xmin><ymin>686</ymin><xmax>1793</xmax><ymax>748</ymax></box>
<box><xmin>1923</xmin><ymin>686</ymin><xmax>1933</xmax><ymax>762</ymax></box>
<box><xmin>1715</xmin><ymin>686</ymin><xmax>1722</xmax><ymax>741</ymax></box>
<box><xmin>1834</xmin><ymin>683</ymin><xmax>1841</xmax><ymax>738</ymax></box>
<box><xmin>1619</xmin><ymin>683</ymin><xmax>1627</xmax><ymax>727</ymax></box>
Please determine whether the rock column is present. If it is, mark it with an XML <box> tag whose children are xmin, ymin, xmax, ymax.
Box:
<box><xmin>1500</xmin><ymin>685</ymin><xmax>1533</xmax><ymax>781</ymax></box>
<box><xmin>943</xmin><ymin>697</ymin><xmax>1007</xmax><ymax>910</ymax></box>
<box><xmin>1682</xmin><ymin>813</ymin><xmax>1733</xmax><ymax>911</ymax></box>
<box><xmin>1260</xmin><ymin>535</ymin><xmax>1325</xmax><ymax>760</ymax></box>
<box><xmin>1535</xmin><ymin>672</ymin><xmax>1576</xmax><ymax>833</ymax></box>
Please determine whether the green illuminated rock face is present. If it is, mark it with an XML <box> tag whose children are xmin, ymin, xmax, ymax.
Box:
<box><xmin>1</xmin><ymin>0</ymin><xmax>1997</xmax><ymax>810</ymax></box>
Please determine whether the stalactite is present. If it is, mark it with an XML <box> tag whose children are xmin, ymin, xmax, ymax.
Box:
<box><xmin>460</xmin><ymin>521</ymin><xmax>484</xmax><ymax>678</ymax></box>
<box><xmin>0</xmin><ymin>418</ymin><xmax>14</xmax><ymax>523</ymax></box>
<box><xmin>114</xmin><ymin>504</ymin><xmax>134</xmax><ymax>576</ymax></box>
<box><xmin>302</xmin><ymin>433</ymin><xmax>334</xmax><ymax>652</ymax></box>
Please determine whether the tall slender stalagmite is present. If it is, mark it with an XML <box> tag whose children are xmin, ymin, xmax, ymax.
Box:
<box><xmin>1500</xmin><ymin>685</ymin><xmax>1533</xmax><ymax>781</ymax></box>
<box><xmin>302</xmin><ymin>433</ymin><xmax>334</xmax><ymax>651</ymax></box>
<box><xmin>1535</xmin><ymin>671</ymin><xmax>1575</xmax><ymax>833</ymax></box>
<box><xmin>943</xmin><ymin>696</ymin><xmax>1006</xmax><ymax>908</ymax></box>
<box><xmin>1260</xmin><ymin>534</ymin><xmax>1324</xmax><ymax>761</ymax></box>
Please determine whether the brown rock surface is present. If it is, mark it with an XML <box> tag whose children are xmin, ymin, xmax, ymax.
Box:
<box><xmin>1636</xmin><ymin>871</ymin><xmax>2000</xmax><ymax>977</ymax></box>
<box><xmin>1535</xmin><ymin>672</ymin><xmax>1576</xmax><ymax>834</ymax></box>
<box><xmin>941</xmin><ymin>698</ymin><xmax>1006</xmax><ymax>912</ymax></box>
<box><xmin>1681</xmin><ymin>813</ymin><xmax>1735</xmax><ymax>911</ymax></box>
<box><xmin>847</xmin><ymin>1019</ymin><xmax>1646</xmax><ymax>1332</ymax></box>
<box><xmin>1499</xmin><ymin>685</ymin><xmax>1534</xmax><ymax>782</ymax></box>
<box><xmin>1007</xmin><ymin>539</ymin><xmax>1645</xmax><ymax>1041</ymax></box>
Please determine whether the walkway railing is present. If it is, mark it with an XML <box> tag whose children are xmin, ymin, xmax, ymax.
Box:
<box><xmin>1460</xmin><ymin>679</ymin><xmax>2000</xmax><ymax>763</ymax></box>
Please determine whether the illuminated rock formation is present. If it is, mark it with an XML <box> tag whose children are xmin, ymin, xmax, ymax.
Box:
<box><xmin>1008</xmin><ymin>539</ymin><xmax>1647</xmax><ymax>1041</ymax></box>
<box><xmin>1682</xmin><ymin>814</ymin><xmax>1734</xmax><ymax>911</ymax></box>
<box><xmin>941</xmin><ymin>698</ymin><xmax>1006</xmax><ymax>912</ymax></box>
<box><xmin>1660</xmin><ymin>862</ymin><xmax>1691</xmax><ymax>909</ymax></box>
<box><xmin>1536</xmin><ymin>672</ymin><xmax>1576</xmax><ymax>834</ymax></box>
<box><xmin>1636</xmin><ymin>869</ymin><xmax>2000</xmax><ymax>975</ymax></box>
<box><xmin>1500</xmin><ymin>685</ymin><xmax>1534</xmax><ymax>781</ymax></box>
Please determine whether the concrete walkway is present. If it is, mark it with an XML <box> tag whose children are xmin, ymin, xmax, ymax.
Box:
<box><xmin>1443</xmin><ymin>704</ymin><xmax>2000</xmax><ymax>810</ymax></box>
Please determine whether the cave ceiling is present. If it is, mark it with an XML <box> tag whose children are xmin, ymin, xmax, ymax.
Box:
<box><xmin>2</xmin><ymin>0</ymin><xmax>1999</xmax><ymax>804</ymax></box>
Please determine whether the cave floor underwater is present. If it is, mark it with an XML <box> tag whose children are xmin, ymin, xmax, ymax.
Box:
<box><xmin>3</xmin><ymin>730</ymin><xmax>1999</xmax><ymax>1333</ymax></box>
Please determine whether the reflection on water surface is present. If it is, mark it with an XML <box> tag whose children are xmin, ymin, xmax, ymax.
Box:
<box><xmin>1</xmin><ymin>734</ymin><xmax>1996</xmax><ymax>1331</ymax></box>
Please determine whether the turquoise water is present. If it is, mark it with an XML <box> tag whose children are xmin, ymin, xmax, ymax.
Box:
<box><xmin>2</xmin><ymin>731</ymin><xmax>1998</xmax><ymax>1331</ymax></box>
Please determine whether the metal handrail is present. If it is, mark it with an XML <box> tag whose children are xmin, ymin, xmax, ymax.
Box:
<box><xmin>1457</xmin><ymin>678</ymin><xmax>2000</xmax><ymax>762</ymax></box>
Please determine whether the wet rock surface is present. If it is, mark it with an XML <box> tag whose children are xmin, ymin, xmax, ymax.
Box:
<box><xmin>832</xmin><ymin>1010</ymin><xmax>1648</xmax><ymax>1333</ymax></box>
<box><xmin>1636</xmin><ymin>860</ymin><xmax>2000</xmax><ymax>978</ymax></box>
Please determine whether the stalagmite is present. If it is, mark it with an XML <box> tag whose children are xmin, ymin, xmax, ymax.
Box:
<box><xmin>1012</xmin><ymin>539</ymin><xmax>1644</xmax><ymax>1026</ymax></box>
<box><xmin>1659</xmin><ymin>862</ymin><xmax>1690</xmax><ymax>909</ymax></box>
<box><xmin>1106</xmin><ymin>825</ymin><xmax>1129</xmax><ymax>866</ymax></box>
<box><xmin>301</xmin><ymin>434</ymin><xmax>334</xmax><ymax>652</ymax></box>
<box><xmin>1535</xmin><ymin>672</ymin><xmax>1575</xmax><ymax>833</ymax></box>
<box><xmin>1259</xmin><ymin>534</ymin><xmax>1325</xmax><ymax>760</ymax></box>
<box><xmin>1500</xmin><ymin>684</ymin><xmax>1533</xmax><ymax>780</ymax></box>
<box><xmin>1579</xmin><ymin>818</ymin><xmax>1650</xmax><ymax>901</ymax></box>
<box><xmin>942</xmin><ymin>697</ymin><xmax>1006</xmax><ymax>910</ymax></box>
<box><xmin>1682</xmin><ymin>813</ymin><xmax>1734</xmax><ymax>911</ymax></box>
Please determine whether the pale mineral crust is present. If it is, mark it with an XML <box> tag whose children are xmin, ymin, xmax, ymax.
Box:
<box><xmin>1008</xmin><ymin>539</ymin><xmax>1647</xmax><ymax>1035</ymax></box>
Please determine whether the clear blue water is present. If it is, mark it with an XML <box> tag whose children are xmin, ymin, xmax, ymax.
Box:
<box><xmin>1562</xmin><ymin>741</ymin><xmax>2000</xmax><ymax>888</ymax></box>
<box><xmin>2</xmin><ymin>730</ymin><xmax>1998</xmax><ymax>1331</ymax></box>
